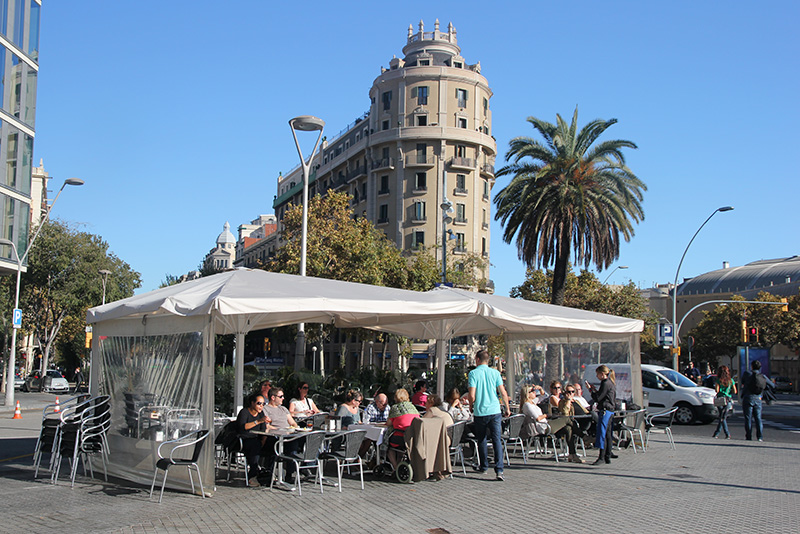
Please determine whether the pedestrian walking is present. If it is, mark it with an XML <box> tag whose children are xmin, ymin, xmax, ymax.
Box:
<box><xmin>73</xmin><ymin>367</ymin><xmax>85</xmax><ymax>393</ymax></box>
<box><xmin>712</xmin><ymin>365</ymin><xmax>736</xmax><ymax>439</ymax></box>
<box><xmin>740</xmin><ymin>360</ymin><xmax>774</xmax><ymax>441</ymax></box>
<box><xmin>467</xmin><ymin>349</ymin><xmax>511</xmax><ymax>481</ymax></box>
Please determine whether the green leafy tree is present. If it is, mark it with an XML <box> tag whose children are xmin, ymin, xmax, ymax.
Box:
<box><xmin>495</xmin><ymin>107</ymin><xmax>646</xmax><ymax>381</ymax></box>
<box><xmin>690</xmin><ymin>292</ymin><xmax>800</xmax><ymax>368</ymax></box>
<box><xmin>510</xmin><ymin>266</ymin><xmax>660</xmax><ymax>360</ymax></box>
<box><xmin>21</xmin><ymin>220</ymin><xmax>141</xmax><ymax>374</ymax></box>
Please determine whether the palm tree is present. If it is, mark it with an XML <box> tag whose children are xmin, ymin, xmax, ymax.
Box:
<box><xmin>495</xmin><ymin>107</ymin><xmax>646</xmax><ymax>307</ymax></box>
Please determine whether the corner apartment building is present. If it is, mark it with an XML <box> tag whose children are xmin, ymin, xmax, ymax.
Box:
<box><xmin>274</xmin><ymin>20</ymin><xmax>497</xmax><ymax>288</ymax></box>
<box><xmin>0</xmin><ymin>0</ymin><xmax>41</xmax><ymax>275</ymax></box>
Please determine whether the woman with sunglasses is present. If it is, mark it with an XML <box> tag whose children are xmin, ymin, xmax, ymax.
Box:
<box><xmin>289</xmin><ymin>382</ymin><xmax>320</xmax><ymax>418</ymax></box>
<box><xmin>236</xmin><ymin>393</ymin><xmax>272</xmax><ymax>487</ymax></box>
<box><xmin>557</xmin><ymin>386</ymin><xmax>586</xmax><ymax>463</ymax></box>
<box><xmin>336</xmin><ymin>389</ymin><xmax>363</xmax><ymax>429</ymax></box>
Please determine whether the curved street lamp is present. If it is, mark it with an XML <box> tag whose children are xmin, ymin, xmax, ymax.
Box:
<box><xmin>289</xmin><ymin>115</ymin><xmax>325</xmax><ymax>371</ymax></box>
<box><xmin>602</xmin><ymin>265</ymin><xmax>629</xmax><ymax>284</ymax></box>
<box><xmin>3</xmin><ymin>178</ymin><xmax>84</xmax><ymax>406</ymax></box>
<box><xmin>671</xmin><ymin>206</ymin><xmax>734</xmax><ymax>370</ymax></box>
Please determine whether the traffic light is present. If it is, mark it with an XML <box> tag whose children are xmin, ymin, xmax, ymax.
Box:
<box><xmin>781</xmin><ymin>297</ymin><xmax>789</xmax><ymax>312</ymax></box>
<box><xmin>740</xmin><ymin>320</ymin><xmax>748</xmax><ymax>343</ymax></box>
<box><xmin>748</xmin><ymin>326</ymin><xmax>759</xmax><ymax>344</ymax></box>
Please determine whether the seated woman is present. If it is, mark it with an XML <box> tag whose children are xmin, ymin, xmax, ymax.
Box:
<box><xmin>519</xmin><ymin>385</ymin><xmax>549</xmax><ymax>442</ymax></box>
<box><xmin>423</xmin><ymin>394</ymin><xmax>454</xmax><ymax>426</ymax></box>
<box><xmin>386</xmin><ymin>388</ymin><xmax>420</xmax><ymax>468</ymax></box>
<box><xmin>411</xmin><ymin>380</ymin><xmax>428</xmax><ymax>409</ymax></box>
<box><xmin>289</xmin><ymin>382</ymin><xmax>319</xmax><ymax>419</ymax></box>
<box><xmin>548</xmin><ymin>380</ymin><xmax>563</xmax><ymax>413</ymax></box>
<box><xmin>444</xmin><ymin>388</ymin><xmax>471</xmax><ymax>422</ymax></box>
<box><xmin>556</xmin><ymin>386</ymin><xmax>585</xmax><ymax>463</ymax></box>
<box><xmin>235</xmin><ymin>393</ymin><xmax>272</xmax><ymax>487</ymax></box>
<box><xmin>335</xmin><ymin>389</ymin><xmax>363</xmax><ymax>429</ymax></box>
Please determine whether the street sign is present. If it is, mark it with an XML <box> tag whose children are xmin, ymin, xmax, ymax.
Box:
<box><xmin>657</xmin><ymin>323</ymin><xmax>673</xmax><ymax>345</ymax></box>
<box><xmin>12</xmin><ymin>308</ymin><xmax>21</xmax><ymax>329</ymax></box>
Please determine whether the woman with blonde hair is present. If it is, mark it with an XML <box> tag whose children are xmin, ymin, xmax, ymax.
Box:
<box><xmin>712</xmin><ymin>365</ymin><xmax>737</xmax><ymax>439</ymax></box>
<box><xmin>587</xmin><ymin>365</ymin><xmax>616</xmax><ymax>465</ymax></box>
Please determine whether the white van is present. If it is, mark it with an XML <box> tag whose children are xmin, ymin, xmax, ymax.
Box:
<box><xmin>582</xmin><ymin>363</ymin><xmax>717</xmax><ymax>425</ymax></box>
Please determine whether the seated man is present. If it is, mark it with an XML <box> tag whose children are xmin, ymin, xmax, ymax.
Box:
<box><xmin>261</xmin><ymin>387</ymin><xmax>300</xmax><ymax>483</ymax></box>
<box><xmin>364</xmin><ymin>393</ymin><xmax>390</xmax><ymax>424</ymax></box>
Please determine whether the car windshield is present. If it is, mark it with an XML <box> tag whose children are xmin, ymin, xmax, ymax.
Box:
<box><xmin>658</xmin><ymin>369</ymin><xmax>700</xmax><ymax>388</ymax></box>
<box><xmin>46</xmin><ymin>370</ymin><xmax>63</xmax><ymax>378</ymax></box>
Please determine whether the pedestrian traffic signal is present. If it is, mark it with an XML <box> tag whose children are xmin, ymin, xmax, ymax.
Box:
<box><xmin>740</xmin><ymin>320</ymin><xmax>748</xmax><ymax>343</ymax></box>
<box><xmin>748</xmin><ymin>326</ymin><xmax>759</xmax><ymax>344</ymax></box>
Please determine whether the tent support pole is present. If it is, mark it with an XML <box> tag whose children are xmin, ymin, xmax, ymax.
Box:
<box><xmin>234</xmin><ymin>332</ymin><xmax>245</xmax><ymax>415</ymax></box>
<box><xmin>436</xmin><ymin>338</ymin><xmax>446</xmax><ymax>400</ymax></box>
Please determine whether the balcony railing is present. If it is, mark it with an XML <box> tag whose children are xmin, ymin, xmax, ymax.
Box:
<box><xmin>346</xmin><ymin>165</ymin><xmax>367</xmax><ymax>181</ymax></box>
<box><xmin>454</xmin><ymin>187</ymin><xmax>468</xmax><ymax>196</ymax></box>
<box><xmin>406</xmin><ymin>155</ymin><xmax>436</xmax><ymax>167</ymax></box>
<box><xmin>372</xmin><ymin>157</ymin><xmax>395</xmax><ymax>170</ymax></box>
<box><xmin>449</xmin><ymin>157</ymin><xmax>474</xmax><ymax>169</ymax></box>
<box><xmin>481</xmin><ymin>163</ymin><xmax>495</xmax><ymax>176</ymax></box>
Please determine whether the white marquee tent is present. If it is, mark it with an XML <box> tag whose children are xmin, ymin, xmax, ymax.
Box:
<box><xmin>86</xmin><ymin>269</ymin><xmax>643</xmax><ymax>491</ymax></box>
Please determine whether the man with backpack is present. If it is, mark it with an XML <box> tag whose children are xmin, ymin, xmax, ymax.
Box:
<box><xmin>740</xmin><ymin>360</ymin><xmax>774</xmax><ymax>442</ymax></box>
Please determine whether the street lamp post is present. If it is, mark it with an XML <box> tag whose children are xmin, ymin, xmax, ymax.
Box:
<box><xmin>2</xmin><ymin>178</ymin><xmax>84</xmax><ymax>406</ymax></box>
<box><xmin>602</xmin><ymin>265</ymin><xmax>629</xmax><ymax>284</ymax></box>
<box><xmin>289</xmin><ymin>115</ymin><xmax>325</xmax><ymax>372</ymax></box>
<box><xmin>99</xmin><ymin>269</ymin><xmax>112</xmax><ymax>305</ymax></box>
<box><xmin>671</xmin><ymin>206</ymin><xmax>734</xmax><ymax>370</ymax></box>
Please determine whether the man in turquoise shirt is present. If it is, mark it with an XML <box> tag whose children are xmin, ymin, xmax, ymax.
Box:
<box><xmin>468</xmin><ymin>349</ymin><xmax>510</xmax><ymax>480</ymax></box>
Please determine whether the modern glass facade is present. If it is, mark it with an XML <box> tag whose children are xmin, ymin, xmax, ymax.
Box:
<box><xmin>0</xmin><ymin>0</ymin><xmax>39</xmax><ymax>272</ymax></box>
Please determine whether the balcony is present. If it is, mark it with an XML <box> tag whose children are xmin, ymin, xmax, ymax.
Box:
<box><xmin>454</xmin><ymin>245</ymin><xmax>467</xmax><ymax>254</ymax></box>
<box><xmin>453</xmin><ymin>187</ymin><xmax>468</xmax><ymax>197</ymax></box>
<box><xmin>372</xmin><ymin>157</ymin><xmax>395</xmax><ymax>171</ymax></box>
<box><xmin>377</xmin><ymin>217</ymin><xmax>389</xmax><ymax>225</ymax></box>
<box><xmin>480</xmin><ymin>163</ymin><xmax>495</xmax><ymax>177</ymax></box>
<box><xmin>346</xmin><ymin>165</ymin><xmax>367</xmax><ymax>181</ymax></box>
<box><xmin>405</xmin><ymin>155</ymin><xmax>436</xmax><ymax>167</ymax></box>
<box><xmin>449</xmin><ymin>157</ymin><xmax>474</xmax><ymax>170</ymax></box>
<box><xmin>410</xmin><ymin>214</ymin><xmax>427</xmax><ymax>223</ymax></box>
<box><xmin>453</xmin><ymin>216</ymin><xmax>467</xmax><ymax>225</ymax></box>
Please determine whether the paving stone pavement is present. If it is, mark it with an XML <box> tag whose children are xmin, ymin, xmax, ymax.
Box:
<box><xmin>1</xmin><ymin>432</ymin><xmax>798</xmax><ymax>534</ymax></box>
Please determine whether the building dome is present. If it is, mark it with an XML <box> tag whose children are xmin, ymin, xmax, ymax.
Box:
<box><xmin>216</xmin><ymin>222</ymin><xmax>235</xmax><ymax>245</ymax></box>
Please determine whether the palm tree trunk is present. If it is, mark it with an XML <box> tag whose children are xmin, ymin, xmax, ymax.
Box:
<box><xmin>546</xmin><ymin>233</ymin><xmax>571</xmax><ymax>384</ymax></box>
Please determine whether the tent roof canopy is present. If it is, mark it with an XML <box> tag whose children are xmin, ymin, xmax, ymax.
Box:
<box><xmin>87</xmin><ymin>269</ymin><xmax>643</xmax><ymax>339</ymax></box>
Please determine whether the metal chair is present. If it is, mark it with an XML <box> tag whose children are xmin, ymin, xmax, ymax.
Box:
<box><xmin>33</xmin><ymin>394</ymin><xmax>92</xmax><ymax>478</ymax></box>
<box><xmin>149</xmin><ymin>429</ymin><xmax>209</xmax><ymax>503</ymax></box>
<box><xmin>50</xmin><ymin>396</ymin><xmax>111</xmax><ymax>485</ymax></box>
<box><xmin>619</xmin><ymin>409</ymin><xmax>647</xmax><ymax>453</ymax></box>
<box><xmin>446</xmin><ymin>421</ymin><xmax>467</xmax><ymax>476</ymax></box>
<box><xmin>270</xmin><ymin>431</ymin><xmax>326</xmax><ymax>496</ymax></box>
<box><xmin>501</xmin><ymin>414</ymin><xmax>527</xmax><ymax>465</ymax></box>
<box><xmin>320</xmin><ymin>429</ymin><xmax>367</xmax><ymax>492</ymax></box>
<box><xmin>645</xmin><ymin>407</ymin><xmax>678</xmax><ymax>450</ymax></box>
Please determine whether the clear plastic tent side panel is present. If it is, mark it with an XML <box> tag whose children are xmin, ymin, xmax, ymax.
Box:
<box><xmin>99</xmin><ymin>332</ymin><xmax>204</xmax><ymax>442</ymax></box>
<box><xmin>505</xmin><ymin>335</ymin><xmax>635</xmax><ymax>402</ymax></box>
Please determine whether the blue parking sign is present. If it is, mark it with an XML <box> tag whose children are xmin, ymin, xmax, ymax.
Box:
<box><xmin>12</xmin><ymin>308</ymin><xmax>21</xmax><ymax>329</ymax></box>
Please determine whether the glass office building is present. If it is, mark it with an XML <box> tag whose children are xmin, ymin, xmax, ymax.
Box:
<box><xmin>0</xmin><ymin>0</ymin><xmax>40</xmax><ymax>274</ymax></box>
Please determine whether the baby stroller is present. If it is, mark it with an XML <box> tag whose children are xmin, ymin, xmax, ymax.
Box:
<box><xmin>373</xmin><ymin>429</ymin><xmax>413</xmax><ymax>483</ymax></box>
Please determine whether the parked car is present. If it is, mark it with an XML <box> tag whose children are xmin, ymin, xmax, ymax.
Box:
<box><xmin>14</xmin><ymin>372</ymin><xmax>24</xmax><ymax>390</ymax></box>
<box><xmin>22</xmin><ymin>370</ymin><xmax>70</xmax><ymax>393</ymax></box>
<box><xmin>583</xmin><ymin>363</ymin><xmax>717</xmax><ymax>425</ymax></box>
<box><xmin>773</xmin><ymin>376</ymin><xmax>794</xmax><ymax>393</ymax></box>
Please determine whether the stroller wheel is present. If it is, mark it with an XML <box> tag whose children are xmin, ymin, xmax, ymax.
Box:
<box><xmin>396</xmin><ymin>461</ymin><xmax>413</xmax><ymax>484</ymax></box>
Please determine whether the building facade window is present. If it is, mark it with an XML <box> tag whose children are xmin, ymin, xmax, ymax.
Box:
<box><xmin>455</xmin><ymin>232</ymin><xmax>466</xmax><ymax>252</ymax></box>
<box><xmin>456</xmin><ymin>88</ymin><xmax>468</xmax><ymax>108</ymax></box>
<box><xmin>455</xmin><ymin>203</ymin><xmax>466</xmax><ymax>223</ymax></box>
<box><xmin>412</xmin><ymin>230</ymin><xmax>424</xmax><ymax>249</ymax></box>
<box><xmin>379</xmin><ymin>175</ymin><xmax>389</xmax><ymax>194</ymax></box>
<box><xmin>382</xmin><ymin>120</ymin><xmax>389</xmax><ymax>131</ymax></box>
<box><xmin>456</xmin><ymin>144</ymin><xmax>466</xmax><ymax>158</ymax></box>
<box><xmin>457</xmin><ymin>117</ymin><xmax>467</xmax><ymax>129</ymax></box>
<box><xmin>455</xmin><ymin>174</ymin><xmax>466</xmax><ymax>193</ymax></box>
<box><xmin>378</xmin><ymin>203</ymin><xmax>388</xmax><ymax>223</ymax></box>
<box><xmin>412</xmin><ymin>201</ymin><xmax>426</xmax><ymax>222</ymax></box>
<box><xmin>416</xmin><ymin>143</ymin><xmax>427</xmax><ymax>163</ymax></box>
<box><xmin>382</xmin><ymin>90</ymin><xmax>392</xmax><ymax>111</ymax></box>
<box><xmin>415</xmin><ymin>172</ymin><xmax>426</xmax><ymax>191</ymax></box>
<box><xmin>416</xmin><ymin>115</ymin><xmax>427</xmax><ymax>126</ymax></box>
<box><xmin>483</xmin><ymin>178</ymin><xmax>490</xmax><ymax>200</ymax></box>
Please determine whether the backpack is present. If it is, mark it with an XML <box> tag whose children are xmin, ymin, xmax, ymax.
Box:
<box><xmin>752</xmin><ymin>373</ymin><xmax>767</xmax><ymax>395</ymax></box>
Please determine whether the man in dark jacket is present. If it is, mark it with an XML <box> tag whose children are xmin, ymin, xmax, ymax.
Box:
<box><xmin>740</xmin><ymin>360</ymin><xmax>774</xmax><ymax>442</ymax></box>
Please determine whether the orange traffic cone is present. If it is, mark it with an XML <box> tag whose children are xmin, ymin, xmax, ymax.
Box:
<box><xmin>12</xmin><ymin>400</ymin><xmax>22</xmax><ymax>419</ymax></box>
<box><xmin>54</xmin><ymin>397</ymin><xmax>60</xmax><ymax>413</ymax></box>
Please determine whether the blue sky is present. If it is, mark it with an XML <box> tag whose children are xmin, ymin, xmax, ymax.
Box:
<box><xmin>34</xmin><ymin>1</ymin><xmax>799</xmax><ymax>297</ymax></box>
